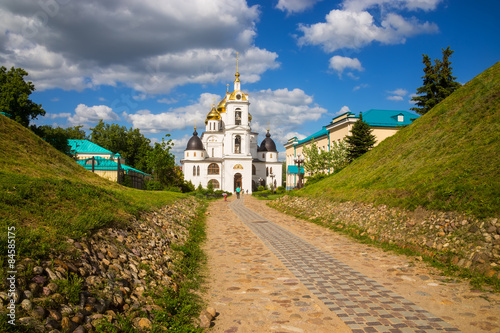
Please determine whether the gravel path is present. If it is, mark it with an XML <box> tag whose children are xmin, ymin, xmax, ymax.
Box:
<box><xmin>202</xmin><ymin>195</ymin><xmax>500</xmax><ymax>333</ymax></box>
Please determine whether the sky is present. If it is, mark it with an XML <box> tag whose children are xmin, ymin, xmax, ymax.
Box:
<box><xmin>1</xmin><ymin>0</ymin><xmax>499</xmax><ymax>163</ymax></box>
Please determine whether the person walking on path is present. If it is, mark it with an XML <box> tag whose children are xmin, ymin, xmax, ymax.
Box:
<box><xmin>235</xmin><ymin>186</ymin><xmax>241</xmax><ymax>199</ymax></box>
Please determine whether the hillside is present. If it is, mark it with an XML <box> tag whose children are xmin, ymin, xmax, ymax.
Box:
<box><xmin>0</xmin><ymin>115</ymin><xmax>185</xmax><ymax>259</ymax></box>
<box><xmin>299</xmin><ymin>62</ymin><xmax>500</xmax><ymax>218</ymax></box>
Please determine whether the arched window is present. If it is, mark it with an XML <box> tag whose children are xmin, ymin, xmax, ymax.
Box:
<box><xmin>197</xmin><ymin>166</ymin><xmax>200</xmax><ymax>176</ymax></box>
<box><xmin>208</xmin><ymin>163</ymin><xmax>219</xmax><ymax>175</ymax></box>
<box><xmin>270</xmin><ymin>167</ymin><xmax>273</xmax><ymax>173</ymax></box>
<box><xmin>193</xmin><ymin>166</ymin><xmax>196</xmax><ymax>176</ymax></box>
<box><xmin>262</xmin><ymin>153</ymin><xmax>265</xmax><ymax>158</ymax></box>
<box><xmin>234</xmin><ymin>135</ymin><xmax>241</xmax><ymax>154</ymax></box>
<box><xmin>208</xmin><ymin>179</ymin><xmax>220</xmax><ymax>189</ymax></box>
<box><xmin>235</xmin><ymin>109</ymin><xmax>242</xmax><ymax>125</ymax></box>
<box><xmin>252</xmin><ymin>164</ymin><xmax>256</xmax><ymax>175</ymax></box>
<box><xmin>266</xmin><ymin>167</ymin><xmax>269</xmax><ymax>176</ymax></box>
<box><xmin>212</xmin><ymin>148</ymin><xmax>214</xmax><ymax>157</ymax></box>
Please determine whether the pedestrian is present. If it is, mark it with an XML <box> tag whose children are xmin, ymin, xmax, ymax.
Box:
<box><xmin>236</xmin><ymin>186</ymin><xmax>241</xmax><ymax>199</ymax></box>
<box><xmin>223</xmin><ymin>192</ymin><xmax>228</xmax><ymax>201</ymax></box>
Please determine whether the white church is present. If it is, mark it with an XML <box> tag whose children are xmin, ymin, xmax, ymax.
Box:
<box><xmin>180</xmin><ymin>57</ymin><xmax>282</xmax><ymax>194</ymax></box>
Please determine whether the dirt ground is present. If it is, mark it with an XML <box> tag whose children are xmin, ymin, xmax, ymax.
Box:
<box><xmin>201</xmin><ymin>195</ymin><xmax>500</xmax><ymax>333</ymax></box>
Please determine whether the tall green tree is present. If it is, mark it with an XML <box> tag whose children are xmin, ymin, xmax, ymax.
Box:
<box><xmin>146</xmin><ymin>135</ymin><xmax>180</xmax><ymax>188</ymax></box>
<box><xmin>411</xmin><ymin>47</ymin><xmax>461</xmax><ymax>115</ymax></box>
<box><xmin>0</xmin><ymin>66</ymin><xmax>45</xmax><ymax>127</ymax></box>
<box><xmin>345</xmin><ymin>113</ymin><xmax>376</xmax><ymax>161</ymax></box>
<box><xmin>302</xmin><ymin>138</ymin><xmax>350</xmax><ymax>175</ymax></box>
<box><xmin>90</xmin><ymin>120</ymin><xmax>152</xmax><ymax>171</ymax></box>
<box><xmin>32</xmin><ymin>125</ymin><xmax>89</xmax><ymax>156</ymax></box>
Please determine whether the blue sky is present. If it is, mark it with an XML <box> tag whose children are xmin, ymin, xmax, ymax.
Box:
<box><xmin>1</xmin><ymin>0</ymin><xmax>498</xmax><ymax>162</ymax></box>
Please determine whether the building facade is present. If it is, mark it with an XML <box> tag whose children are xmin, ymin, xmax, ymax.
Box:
<box><xmin>285</xmin><ymin>109</ymin><xmax>419</xmax><ymax>189</ymax></box>
<box><xmin>181</xmin><ymin>60</ymin><xmax>282</xmax><ymax>193</ymax></box>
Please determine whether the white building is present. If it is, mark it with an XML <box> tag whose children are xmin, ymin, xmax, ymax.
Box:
<box><xmin>181</xmin><ymin>58</ymin><xmax>282</xmax><ymax>193</ymax></box>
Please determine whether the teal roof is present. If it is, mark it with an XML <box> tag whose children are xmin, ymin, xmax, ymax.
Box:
<box><xmin>287</xmin><ymin>165</ymin><xmax>304</xmax><ymax>174</ymax></box>
<box><xmin>1</xmin><ymin>111</ymin><xmax>12</xmax><ymax>118</ymax></box>
<box><xmin>68</xmin><ymin>140</ymin><xmax>113</xmax><ymax>155</ymax></box>
<box><xmin>76</xmin><ymin>156</ymin><xmax>151</xmax><ymax>176</ymax></box>
<box><xmin>297</xmin><ymin>126</ymin><xmax>328</xmax><ymax>145</ymax></box>
<box><xmin>360</xmin><ymin>109</ymin><xmax>419</xmax><ymax>127</ymax></box>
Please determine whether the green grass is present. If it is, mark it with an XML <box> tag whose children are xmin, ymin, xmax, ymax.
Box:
<box><xmin>296</xmin><ymin>62</ymin><xmax>500</xmax><ymax>219</ymax></box>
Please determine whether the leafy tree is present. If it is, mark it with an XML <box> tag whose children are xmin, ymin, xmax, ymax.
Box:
<box><xmin>146</xmin><ymin>135</ymin><xmax>180</xmax><ymax>188</ymax></box>
<box><xmin>411</xmin><ymin>47</ymin><xmax>461</xmax><ymax>115</ymax></box>
<box><xmin>345</xmin><ymin>113</ymin><xmax>376</xmax><ymax>161</ymax></box>
<box><xmin>31</xmin><ymin>125</ymin><xmax>88</xmax><ymax>156</ymax></box>
<box><xmin>0</xmin><ymin>66</ymin><xmax>45</xmax><ymax>127</ymax></box>
<box><xmin>326</xmin><ymin>139</ymin><xmax>349</xmax><ymax>172</ymax></box>
<box><xmin>302</xmin><ymin>138</ymin><xmax>350</xmax><ymax>175</ymax></box>
<box><xmin>90</xmin><ymin>120</ymin><xmax>152</xmax><ymax>171</ymax></box>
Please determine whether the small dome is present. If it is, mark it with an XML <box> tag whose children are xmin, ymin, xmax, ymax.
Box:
<box><xmin>206</xmin><ymin>106</ymin><xmax>221</xmax><ymax>122</ymax></box>
<box><xmin>259</xmin><ymin>129</ymin><xmax>277</xmax><ymax>152</ymax></box>
<box><xmin>186</xmin><ymin>128</ymin><xmax>204</xmax><ymax>151</ymax></box>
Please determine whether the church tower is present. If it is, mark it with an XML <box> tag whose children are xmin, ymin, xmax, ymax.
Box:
<box><xmin>181</xmin><ymin>53</ymin><xmax>282</xmax><ymax>193</ymax></box>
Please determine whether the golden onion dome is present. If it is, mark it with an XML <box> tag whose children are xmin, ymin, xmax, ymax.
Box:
<box><xmin>216</xmin><ymin>94</ymin><xmax>227</xmax><ymax>113</ymax></box>
<box><xmin>205</xmin><ymin>105</ymin><xmax>221</xmax><ymax>122</ymax></box>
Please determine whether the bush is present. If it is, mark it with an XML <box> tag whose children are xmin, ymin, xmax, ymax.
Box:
<box><xmin>276</xmin><ymin>186</ymin><xmax>286</xmax><ymax>194</ymax></box>
<box><xmin>257</xmin><ymin>185</ymin><xmax>267</xmax><ymax>191</ymax></box>
<box><xmin>145</xmin><ymin>180</ymin><xmax>165</xmax><ymax>191</ymax></box>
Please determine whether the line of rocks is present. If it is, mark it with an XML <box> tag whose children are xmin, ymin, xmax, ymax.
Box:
<box><xmin>0</xmin><ymin>196</ymin><xmax>203</xmax><ymax>332</ymax></box>
<box><xmin>270</xmin><ymin>195</ymin><xmax>500</xmax><ymax>279</ymax></box>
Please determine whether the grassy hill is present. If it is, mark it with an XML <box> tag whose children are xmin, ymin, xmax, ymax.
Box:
<box><xmin>0</xmin><ymin>115</ymin><xmax>185</xmax><ymax>259</ymax></box>
<box><xmin>299</xmin><ymin>62</ymin><xmax>500</xmax><ymax>218</ymax></box>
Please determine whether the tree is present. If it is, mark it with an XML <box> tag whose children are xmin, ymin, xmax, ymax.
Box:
<box><xmin>345</xmin><ymin>113</ymin><xmax>376</xmax><ymax>161</ymax></box>
<box><xmin>411</xmin><ymin>47</ymin><xmax>461</xmax><ymax>115</ymax></box>
<box><xmin>90</xmin><ymin>120</ymin><xmax>152</xmax><ymax>171</ymax></box>
<box><xmin>0</xmin><ymin>66</ymin><xmax>45</xmax><ymax>127</ymax></box>
<box><xmin>146</xmin><ymin>135</ymin><xmax>180</xmax><ymax>188</ymax></box>
<box><xmin>302</xmin><ymin>138</ymin><xmax>350</xmax><ymax>175</ymax></box>
<box><xmin>31</xmin><ymin>125</ymin><xmax>88</xmax><ymax>156</ymax></box>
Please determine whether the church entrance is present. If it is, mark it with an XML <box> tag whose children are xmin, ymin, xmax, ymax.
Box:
<box><xmin>234</xmin><ymin>173</ymin><xmax>242</xmax><ymax>191</ymax></box>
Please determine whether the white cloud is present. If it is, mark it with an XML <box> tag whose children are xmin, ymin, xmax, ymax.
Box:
<box><xmin>0</xmin><ymin>0</ymin><xmax>279</xmax><ymax>93</ymax></box>
<box><xmin>68</xmin><ymin>104</ymin><xmax>120</xmax><ymax>125</ymax></box>
<box><xmin>329</xmin><ymin>56</ymin><xmax>363</xmax><ymax>77</ymax></box>
<box><xmin>353</xmin><ymin>83</ymin><xmax>369</xmax><ymax>91</ymax></box>
<box><xmin>342</xmin><ymin>0</ymin><xmax>443</xmax><ymax>12</ymax></box>
<box><xmin>387</xmin><ymin>95</ymin><xmax>404</xmax><ymax>101</ymax></box>
<box><xmin>126</xmin><ymin>88</ymin><xmax>326</xmax><ymax>149</ymax></box>
<box><xmin>276</xmin><ymin>0</ymin><xmax>325</xmax><ymax>14</ymax></box>
<box><xmin>337</xmin><ymin>106</ymin><xmax>351</xmax><ymax>115</ymax></box>
<box><xmin>387</xmin><ymin>88</ymin><xmax>408</xmax><ymax>101</ymax></box>
<box><xmin>297</xmin><ymin>4</ymin><xmax>439</xmax><ymax>53</ymax></box>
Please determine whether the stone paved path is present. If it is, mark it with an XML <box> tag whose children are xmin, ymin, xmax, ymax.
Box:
<box><xmin>203</xmin><ymin>195</ymin><xmax>500</xmax><ymax>333</ymax></box>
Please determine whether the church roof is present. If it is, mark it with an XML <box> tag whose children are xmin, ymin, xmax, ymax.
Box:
<box><xmin>185</xmin><ymin>128</ymin><xmax>204</xmax><ymax>151</ymax></box>
<box><xmin>258</xmin><ymin>129</ymin><xmax>277</xmax><ymax>152</ymax></box>
<box><xmin>205</xmin><ymin>105</ymin><xmax>221</xmax><ymax>124</ymax></box>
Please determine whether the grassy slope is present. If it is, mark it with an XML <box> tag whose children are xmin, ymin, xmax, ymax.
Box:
<box><xmin>0</xmin><ymin>115</ymin><xmax>185</xmax><ymax>258</ymax></box>
<box><xmin>300</xmin><ymin>62</ymin><xmax>500</xmax><ymax>218</ymax></box>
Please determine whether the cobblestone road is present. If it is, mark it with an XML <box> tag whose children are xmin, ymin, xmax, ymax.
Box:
<box><xmin>203</xmin><ymin>196</ymin><xmax>500</xmax><ymax>333</ymax></box>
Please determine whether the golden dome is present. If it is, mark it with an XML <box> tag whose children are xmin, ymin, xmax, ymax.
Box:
<box><xmin>228</xmin><ymin>90</ymin><xmax>248</xmax><ymax>101</ymax></box>
<box><xmin>205</xmin><ymin>105</ymin><xmax>221</xmax><ymax>122</ymax></box>
<box><xmin>217</xmin><ymin>94</ymin><xmax>228</xmax><ymax>113</ymax></box>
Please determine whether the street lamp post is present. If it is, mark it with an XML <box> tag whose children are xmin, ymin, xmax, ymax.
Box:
<box><xmin>270</xmin><ymin>172</ymin><xmax>275</xmax><ymax>193</ymax></box>
<box><xmin>294</xmin><ymin>154</ymin><xmax>305</xmax><ymax>189</ymax></box>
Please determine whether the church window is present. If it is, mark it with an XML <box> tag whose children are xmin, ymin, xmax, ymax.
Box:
<box><xmin>252</xmin><ymin>164</ymin><xmax>256</xmax><ymax>175</ymax></box>
<box><xmin>270</xmin><ymin>153</ymin><xmax>273</xmax><ymax>158</ymax></box>
<box><xmin>266</xmin><ymin>167</ymin><xmax>269</xmax><ymax>176</ymax></box>
<box><xmin>262</xmin><ymin>153</ymin><xmax>265</xmax><ymax>158</ymax></box>
<box><xmin>187</xmin><ymin>152</ymin><xmax>189</xmax><ymax>157</ymax></box>
<box><xmin>194</xmin><ymin>152</ymin><xmax>196</xmax><ymax>157</ymax></box>
<box><xmin>193</xmin><ymin>166</ymin><xmax>196</xmax><ymax>176</ymax></box>
<box><xmin>208</xmin><ymin>163</ymin><xmax>219</xmax><ymax>175</ymax></box>
<box><xmin>201</xmin><ymin>152</ymin><xmax>204</xmax><ymax>157</ymax></box>
<box><xmin>270</xmin><ymin>167</ymin><xmax>273</xmax><ymax>173</ymax></box>
<box><xmin>235</xmin><ymin>111</ymin><xmax>241</xmax><ymax>125</ymax></box>
<box><xmin>208</xmin><ymin>179</ymin><xmax>220</xmax><ymax>189</ymax></box>
<box><xmin>197</xmin><ymin>166</ymin><xmax>200</xmax><ymax>176</ymax></box>
<box><xmin>212</xmin><ymin>148</ymin><xmax>214</xmax><ymax>157</ymax></box>
<box><xmin>234</xmin><ymin>135</ymin><xmax>241</xmax><ymax>154</ymax></box>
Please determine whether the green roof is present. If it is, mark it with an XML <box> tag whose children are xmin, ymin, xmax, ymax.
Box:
<box><xmin>297</xmin><ymin>126</ymin><xmax>329</xmax><ymax>145</ymax></box>
<box><xmin>76</xmin><ymin>156</ymin><xmax>151</xmax><ymax>176</ymax></box>
<box><xmin>68</xmin><ymin>140</ymin><xmax>113</xmax><ymax>155</ymax></box>
<box><xmin>361</xmin><ymin>109</ymin><xmax>419</xmax><ymax>127</ymax></box>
